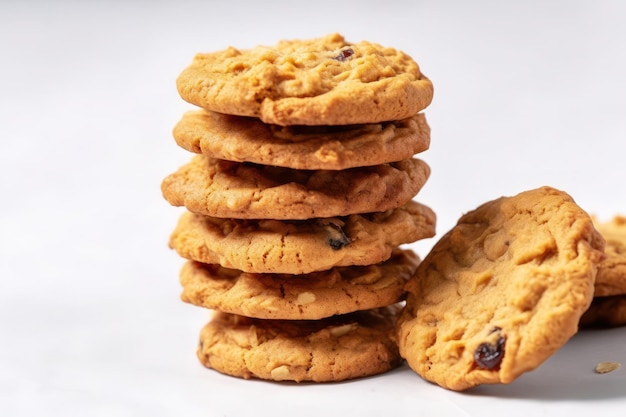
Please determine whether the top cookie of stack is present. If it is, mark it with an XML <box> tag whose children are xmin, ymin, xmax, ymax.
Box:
<box><xmin>161</xmin><ymin>33</ymin><xmax>436</xmax><ymax>383</ymax></box>
<box><xmin>176</xmin><ymin>32</ymin><xmax>433</xmax><ymax>126</ymax></box>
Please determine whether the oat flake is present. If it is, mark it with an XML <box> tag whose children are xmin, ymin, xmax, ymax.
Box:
<box><xmin>594</xmin><ymin>361</ymin><xmax>621</xmax><ymax>374</ymax></box>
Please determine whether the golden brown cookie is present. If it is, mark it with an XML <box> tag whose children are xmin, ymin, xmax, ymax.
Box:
<box><xmin>169</xmin><ymin>201</ymin><xmax>435</xmax><ymax>274</ymax></box>
<box><xmin>197</xmin><ymin>306</ymin><xmax>402</xmax><ymax>382</ymax></box>
<box><xmin>593</xmin><ymin>215</ymin><xmax>626</xmax><ymax>296</ymax></box>
<box><xmin>396</xmin><ymin>186</ymin><xmax>605</xmax><ymax>391</ymax></box>
<box><xmin>161</xmin><ymin>155</ymin><xmax>430</xmax><ymax>220</ymax></box>
<box><xmin>180</xmin><ymin>249</ymin><xmax>419</xmax><ymax>320</ymax></box>
<box><xmin>176</xmin><ymin>33</ymin><xmax>433</xmax><ymax>126</ymax></box>
<box><xmin>580</xmin><ymin>295</ymin><xmax>626</xmax><ymax>328</ymax></box>
<box><xmin>172</xmin><ymin>110</ymin><xmax>430</xmax><ymax>170</ymax></box>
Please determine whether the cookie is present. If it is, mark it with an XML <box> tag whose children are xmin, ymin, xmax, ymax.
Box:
<box><xmin>196</xmin><ymin>306</ymin><xmax>402</xmax><ymax>382</ymax></box>
<box><xmin>176</xmin><ymin>33</ymin><xmax>433</xmax><ymax>126</ymax></box>
<box><xmin>172</xmin><ymin>109</ymin><xmax>430</xmax><ymax>170</ymax></box>
<box><xmin>179</xmin><ymin>249</ymin><xmax>419</xmax><ymax>320</ymax></box>
<box><xmin>169</xmin><ymin>200</ymin><xmax>435</xmax><ymax>274</ymax></box>
<box><xmin>592</xmin><ymin>216</ymin><xmax>626</xmax><ymax>296</ymax></box>
<box><xmin>580</xmin><ymin>295</ymin><xmax>626</xmax><ymax>328</ymax></box>
<box><xmin>161</xmin><ymin>155</ymin><xmax>430</xmax><ymax>220</ymax></box>
<box><xmin>396</xmin><ymin>186</ymin><xmax>605</xmax><ymax>391</ymax></box>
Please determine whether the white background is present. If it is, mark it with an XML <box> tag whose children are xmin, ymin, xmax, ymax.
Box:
<box><xmin>1</xmin><ymin>0</ymin><xmax>625</xmax><ymax>415</ymax></box>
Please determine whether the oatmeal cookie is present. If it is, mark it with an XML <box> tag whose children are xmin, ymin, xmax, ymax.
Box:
<box><xmin>396</xmin><ymin>186</ymin><xmax>605</xmax><ymax>391</ymax></box>
<box><xmin>197</xmin><ymin>306</ymin><xmax>402</xmax><ymax>382</ymax></box>
<box><xmin>161</xmin><ymin>155</ymin><xmax>430</xmax><ymax>220</ymax></box>
<box><xmin>172</xmin><ymin>109</ymin><xmax>430</xmax><ymax>170</ymax></box>
<box><xmin>179</xmin><ymin>249</ymin><xmax>419</xmax><ymax>320</ymax></box>
<box><xmin>176</xmin><ymin>33</ymin><xmax>433</xmax><ymax>126</ymax></box>
<box><xmin>169</xmin><ymin>201</ymin><xmax>435</xmax><ymax>274</ymax></box>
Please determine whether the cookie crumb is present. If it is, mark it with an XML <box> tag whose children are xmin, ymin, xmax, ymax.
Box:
<box><xmin>594</xmin><ymin>361</ymin><xmax>621</xmax><ymax>374</ymax></box>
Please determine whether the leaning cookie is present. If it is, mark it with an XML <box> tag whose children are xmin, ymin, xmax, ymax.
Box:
<box><xmin>161</xmin><ymin>155</ymin><xmax>430</xmax><ymax>220</ymax></box>
<box><xmin>396</xmin><ymin>186</ymin><xmax>605</xmax><ymax>391</ymax></box>
<box><xmin>176</xmin><ymin>33</ymin><xmax>433</xmax><ymax>126</ymax></box>
<box><xmin>172</xmin><ymin>110</ymin><xmax>430</xmax><ymax>170</ymax></box>
<box><xmin>592</xmin><ymin>215</ymin><xmax>626</xmax><ymax>296</ymax></box>
<box><xmin>197</xmin><ymin>306</ymin><xmax>403</xmax><ymax>382</ymax></box>
<box><xmin>579</xmin><ymin>295</ymin><xmax>626</xmax><ymax>328</ymax></box>
<box><xmin>180</xmin><ymin>249</ymin><xmax>419</xmax><ymax>320</ymax></box>
<box><xmin>169</xmin><ymin>201</ymin><xmax>435</xmax><ymax>274</ymax></box>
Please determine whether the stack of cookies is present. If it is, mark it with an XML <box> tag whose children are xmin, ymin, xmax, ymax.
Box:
<box><xmin>161</xmin><ymin>33</ymin><xmax>436</xmax><ymax>382</ymax></box>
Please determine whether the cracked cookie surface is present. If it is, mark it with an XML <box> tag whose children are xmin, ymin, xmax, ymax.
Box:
<box><xmin>169</xmin><ymin>200</ymin><xmax>435</xmax><ymax>274</ymax></box>
<box><xmin>197</xmin><ymin>306</ymin><xmax>402</xmax><ymax>382</ymax></box>
<box><xmin>161</xmin><ymin>155</ymin><xmax>430</xmax><ymax>220</ymax></box>
<box><xmin>396</xmin><ymin>186</ymin><xmax>605</xmax><ymax>391</ymax></box>
<box><xmin>176</xmin><ymin>33</ymin><xmax>433</xmax><ymax>126</ymax></box>
<box><xmin>180</xmin><ymin>249</ymin><xmax>419</xmax><ymax>320</ymax></box>
<box><xmin>172</xmin><ymin>110</ymin><xmax>430</xmax><ymax>170</ymax></box>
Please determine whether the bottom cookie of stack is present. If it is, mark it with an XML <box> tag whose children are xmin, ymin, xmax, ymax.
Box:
<box><xmin>197</xmin><ymin>306</ymin><xmax>403</xmax><ymax>383</ymax></box>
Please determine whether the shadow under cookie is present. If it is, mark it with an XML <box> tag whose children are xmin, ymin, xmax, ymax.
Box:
<box><xmin>580</xmin><ymin>294</ymin><xmax>626</xmax><ymax>328</ymax></box>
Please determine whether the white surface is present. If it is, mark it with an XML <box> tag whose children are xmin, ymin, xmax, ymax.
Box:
<box><xmin>1</xmin><ymin>1</ymin><xmax>626</xmax><ymax>415</ymax></box>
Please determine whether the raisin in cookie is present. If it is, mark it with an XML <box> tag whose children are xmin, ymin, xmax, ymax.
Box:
<box><xmin>169</xmin><ymin>201</ymin><xmax>435</xmax><ymax>274</ymax></box>
<box><xmin>180</xmin><ymin>249</ymin><xmax>418</xmax><ymax>320</ymax></box>
<box><xmin>396</xmin><ymin>186</ymin><xmax>605</xmax><ymax>391</ymax></box>
<box><xmin>592</xmin><ymin>215</ymin><xmax>626</xmax><ymax>296</ymax></box>
<box><xmin>161</xmin><ymin>155</ymin><xmax>430</xmax><ymax>220</ymax></box>
<box><xmin>197</xmin><ymin>306</ymin><xmax>402</xmax><ymax>382</ymax></box>
<box><xmin>176</xmin><ymin>33</ymin><xmax>433</xmax><ymax>126</ymax></box>
<box><xmin>172</xmin><ymin>110</ymin><xmax>430</xmax><ymax>170</ymax></box>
